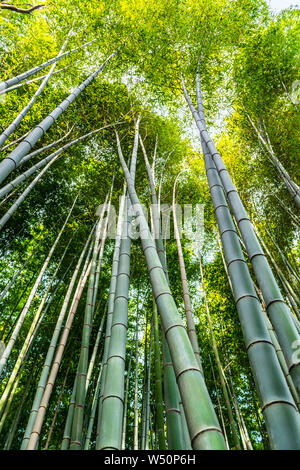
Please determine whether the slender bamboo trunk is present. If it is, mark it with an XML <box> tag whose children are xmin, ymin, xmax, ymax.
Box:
<box><xmin>121</xmin><ymin>353</ymin><xmax>132</xmax><ymax>450</ymax></box>
<box><xmin>144</xmin><ymin>322</ymin><xmax>153</xmax><ymax>450</ymax></box>
<box><xmin>84</xmin><ymin>358</ymin><xmax>104</xmax><ymax>450</ymax></box>
<box><xmin>133</xmin><ymin>303</ymin><xmax>140</xmax><ymax>450</ymax></box>
<box><xmin>253</xmin><ymin>223</ymin><xmax>300</xmax><ymax>319</ymax></box>
<box><xmin>0</xmin><ymin>196</ymin><xmax>77</xmax><ymax>376</ymax></box>
<box><xmin>86</xmin><ymin>308</ymin><xmax>107</xmax><ymax>391</ymax></box>
<box><xmin>208</xmin><ymin>354</ymin><xmax>230</xmax><ymax>449</ymax></box>
<box><xmin>0</xmin><ymin>39</ymin><xmax>97</xmax><ymax>95</ymax></box>
<box><xmin>172</xmin><ymin>173</ymin><xmax>202</xmax><ymax>368</ymax></box>
<box><xmin>244</xmin><ymin>111</ymin><xmax>300</xmax><ymax>208</ymax></box>
<box><xmin>16</xmin><ymin>125</ymin><xmax>74</xmax><ymax>166</ymax></box>
<box><xmin>0</xmin><ymin>153</ymin><xmax>62</xmax><ymax>231</ymax></box>
<box><xmin>44</xmin><ymin>362</ymin><xmax>71</xmax><ymax>450</ymax></box>
<box><xmin>4</xmin><ymin>365</ymin><xmax>35</xmax><ymax>450</ymax></box>
<box><xmin>0</xmin><ymin>65</ymin><xmax>71</xmax><ymax>100</ymax></box>
<box><xmin>140</xmin><ymin>311</ymin><xmax>150</xmax><ymax>450</ymax></box>
<box><xmin>0</xmin><ymin>122</ymin><xmax>122</xmax><ymax>200</ymax></box>
<box><xmin>0</xmin><ymin>27</ymin><xmax>74</xmax><ymax>148</ymax></box>
<box><xmin>96</xmin><ymin>187</ymin><xmax>126</xmax><ymax>438</ymax></box>
<box><xmin>61</xmin><ymin>366</ymin><xmax>79</xmax><ymax>450</ymax></box>
<box><xmin>0</xmin><ymin>241</ymin><xmax>72</xmax><ymax>417</ymax></box>
<box><xmin>0</xmin><ymin>231</ymin><xmax>48</xmax><ymax>307</ymax></box>
<box><xmin>226</xmin><ymin>364</ymin><xmax>253</xmax><ymax>450</ymax></box>
<box><xmin>22</xmin><ymin>224</ymin><xmax>94</xmax><ymax>449</ymax></box>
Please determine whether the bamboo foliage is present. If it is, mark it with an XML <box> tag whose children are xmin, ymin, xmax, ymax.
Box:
<box><xmin>96</xmin><ymin>116</ymin><xmax>141</xmax><ymax>450</ymax></box>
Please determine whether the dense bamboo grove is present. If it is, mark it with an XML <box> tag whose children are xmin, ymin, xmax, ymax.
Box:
<box><xmin>0</xmin><ymin>0</ymin><xmax>299</xmax><ymax>451</ymax></box>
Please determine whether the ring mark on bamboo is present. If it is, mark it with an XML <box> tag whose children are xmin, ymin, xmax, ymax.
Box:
<box><xmin>22</xmin><ymin>139</ymin><xmax>34</xmax><ymax>150</ymax></box>
<box><xmin>246</xmin><ymin>339</ymin><xmax>274</xmax><ymax>351</ymax></box>
<box><xmin>227</xmin><ymin>258</ymin><xmax>246</xmax><ymax>269</ymax></box>
<box><xmin>249</xmin><ymin>252</ymin><xmax>266</xmax><ymax>262</ymax></box>
<box><xmin>210</xmin><ymin>183</ymin><xmax>224</xmax><ymax>191</ymax></box>
<box><xmin>114</xmin><ymin>295</ymin><xmax>128</xmax><ymax>302</ymax></box>
<box><xmin>111</xmin><ymin>322</ymin><xmax>127</xmax><ymax>329</ymax></box>
<box><xmin>164</xmin><ymin>323</ymin><xmax>185</xmax><ymax>337</ymax></box>
<box><xmin>206</xmin><ymin>167</ymin><xmax>218</xmax><ymax>173</ymax></box>
<box><xmin>214</xmin><ymin>203</ymin><xmax>228</xmax><ymax>212</ymax></box>
<box><xmin>226</xmin><ymin>189</ymin><xmax>238</xmax><ymax>196</ymax></box>
<box><xmin>288</xmin><ymin>362</ymin><xmax>300</xmax><ymax>373</ymax></box>
<box><xmin>265</xmin><ymin>298</ymin><xmax>287</xmax><ymax>310</ymax></box>
<box><xmin>261</xmin><ymin>399</ymin><xmax>297</xmax><ymax>412</ymax></box>
<box><xmin>117</xmin><ymin>271</ymin><xmax>130</xmax><ymax>279</ymax></box>
<box><xmin>210</xmin><ymin>152</ymin><xmax>220</xmax><ymax>158</ymax></box>
<box><xmin>237</xmin><ymin>217</ymin><xmax>251</xmax><ymax>224</ymax></box>
<box><xmin>148</xmin><ymin>265</ymin><xmax>165</xmax><ymax>275</ymax></box>
<box><xmin>191</xmin><ymin>427</ymin><xmax>223</xmax><ymax>445</ymax></box>
<box><xmin>176</xmin><ymin>366</ymin><xmax>201</xmax><ymax>382</ymax></box>
<box><xmin>3</xmin><ymin>157</ymin><xmax>18</xmax><ymax>169</ymax></box>
<box><xmin>154</xmin><ymin>291</ymin><xmax>172</xmax><ymax>302</ymax></box>
<box><xmin>107</xmin><ymin>355</ymin><xmax>125</xmax><ymax>366</ymax></box>
<box><xmin>235</xmin><ymin>293</ymin><xmax>259</xmax><ymax>305</ymax></box>
<box><xmin>142</xmin><ymin>244</ymin><xmax>157</xmax><ymax>255</ymax></box>
<box><xmin>102</xmin><ymin>394</ymin><xmax>124</xmax><ymax>404</ymax></box>
<box><xmin>220</xmin><ymin>228</ymin><xmax>237</xmax><ymax>238</ymax></box>
<box><xmin>166</xmin><ymin>408</ymin><xmax>181</xmax><ymax>414</ymax></box>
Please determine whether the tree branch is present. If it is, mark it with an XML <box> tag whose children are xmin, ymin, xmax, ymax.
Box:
<box><xmin>1</xmin><ymin>3</ymin><xmax>45</xmax><ymax>14</ymax></box>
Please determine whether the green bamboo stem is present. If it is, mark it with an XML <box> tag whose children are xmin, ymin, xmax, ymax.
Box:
<box><xmin>141</xmin><ymin>137</ymin><xmax>185</xmax><ymax>449</ymax></box>
<box><xmin>70</xmin><ymin>190</ymin><xmax>111</xmax><ymax>450</ymax></box>
<box><xmin>172</xmin><ymin>173</ymin><xmax>202</xmax><ymax>368</ymax></box>
<box><xmin>0</xmin><ymin>27</ymin><xmax>73</xmax><ymax>148</ymax></box>
<box><xmin>121</xmin><ymin>353</ymin><xmax>132</xmax><ymax>450</ymax></box>
<box><xmin>144</xmin><ymin>322</ymin><xmax>153</xmax><ymax>450</ymax></box>
<box><xmin>133</xmin><ymin>302</ymin><xmax>140</xmax><ymax>450</ymax></box>
<box><xmin>25</xmin><ymin>230</ymin><xmax>96</xmax><ymax>450</ymax></box>
<box><xmin>208</xmin><ymin>354</ymin><xmax>229</xmax><ymax>449</ymax></box>
<box><xmin>4</xmin><ymin>365</ymin><xmax>35</xmax><ymax>450</ymax></box>
<box><xmin>61</xmin><ymin>367</ymin><xmax>79</xmax><ymax>450</ymax></box>
<box><xmin>96</xmin><ymin>186</ymin><xmax>126</xmax><ymax>436</ymax></box>
<box><xmin>0</xmin><ymin>49</ymin><xmax>118</xmax><ymax>184</ymax></box>
<box><xmin>84</xmin><ymin>359</ymin><xmax>104</xmax><ymax>450</ymax></box>
<box><xmin>0</xmin><ymin>239</ymin><xmax>73</xmax><ymax>417</ymax></box>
